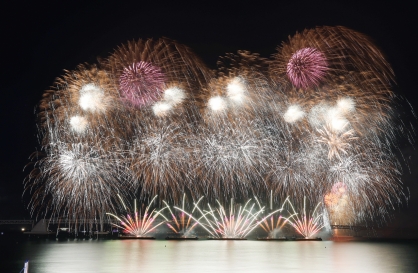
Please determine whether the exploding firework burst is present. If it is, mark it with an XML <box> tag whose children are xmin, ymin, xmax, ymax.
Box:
<box><xmin>105</xmin><ymin>38</ymin><xmax>212</xmax><ymax>108</ymax></box>
<box><xmin>270</xmin><ymin>26</ymin><xmax>395</xmax><ymax>90</ymax></box>
<box><xmin>255</xmin><ymin>196</ymin><xmax>291</xmax><ymax>238</ymax></box>
<box><xmin>316</xmin><ymin>122</ymin><xmax>358</xmax><ymax>160</ymax></box>
<box><xmin>119</xmin><ymin>61</ymin><xmax>165</xmax><ymax>107</ymax></box>
<box><xmin>258</xmin><ymin>215</ymin><xmax>288</xmax><ymax>239</ymax></box>
<box><xmin>195</xmin><ymin>124</ymin><xmax>269</xmax><ymax>199</ymax></box>
<box><xmin>286</xmin><ymin>47</ymin><xmax>328</xmax><ymax>89</ymax></box>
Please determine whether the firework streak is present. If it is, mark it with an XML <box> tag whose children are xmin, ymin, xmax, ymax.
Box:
<box><xmin>25</xmin><ymin>27</ymin><xmax>414</xmax><ymax>225</ymax></box>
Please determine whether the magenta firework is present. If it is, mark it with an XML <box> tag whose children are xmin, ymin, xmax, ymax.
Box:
<box><xmin>26</xmin><ymin>27</ymin><xmax>413</xmax><ymax>226</ymax></box>
<box><xmin>286</xmin><ymin>47</ymin><xmax>328</xmax><ymax>89</ymax></box>
<box><xmin>119</xmin><ymin>61</ymin><xmax>165</xmax><ymax>107</ymax></box>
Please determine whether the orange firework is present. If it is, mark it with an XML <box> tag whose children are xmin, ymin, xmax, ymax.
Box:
<box><xmin>270</xmin><ymin>26</ymin><xmax>394</xmax><ymax>92</ymax></box>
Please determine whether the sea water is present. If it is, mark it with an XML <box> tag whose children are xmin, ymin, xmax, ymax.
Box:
<box><xmin>1</xmin><ymin>239</ymin><xmax>418</xmax><ymax>273</ymax></box>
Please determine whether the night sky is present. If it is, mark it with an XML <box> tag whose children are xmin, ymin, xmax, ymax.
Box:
<box><xmin>1</xmin><ymin>1</ymin><xmax>417</xmax><ymax>234</ymax></box>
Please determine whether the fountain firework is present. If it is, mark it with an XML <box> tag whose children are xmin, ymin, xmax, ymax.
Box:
<box><xmin>281</xmin><ymin>197</ymin><xmax>325</xmax><ymax>239</ymax></box>
<box><xmin>163</xmin><ymin>194</ymin><xmax>205</xmax><ymax>237</ymax></box>
<box><xmin>106</xmin><ymin>195</ymin><xmax>167</xmax><ymax>237</ymax></box>
<box><xmin>187</xmin><ymin>198</ymin><xmax>283</xmax><ymax>239</ymax></box>
<box><xmin>256</xmin><ymin>196</ymin><xmax>291</xmax><ymax>239</ymax></box>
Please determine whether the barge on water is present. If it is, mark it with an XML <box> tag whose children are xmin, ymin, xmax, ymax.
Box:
<box><xmin>207</xmin><ymin>237</ymin><xmax>247</xmax><ymax>240</ymax></box>
<box><xmin>257</xmin><ymin>237</ymin><xmax>322</xmax><ymax>241</ymax></box>
<box><xmin>165</xmin><ymin>236</ymin><xmax>199</xmax><ymax>240</ymax></box>
<box><xmin>118</xmin><ymin>236</ymin><xmax>155</xmax><ymax>240</ymax></box>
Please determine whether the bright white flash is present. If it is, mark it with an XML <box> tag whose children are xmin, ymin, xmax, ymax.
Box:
<box><xmin>309</xmin><ymin>102</ymin><xmax>351</xmax><ymax>132</ymax></box>
<box><xmin>69</xmin><ymin>116</ymin><xmax>88</xmax><ymax>133</ymax></box>
<box><xmin>152</xmin><ymin>101</ymin><xmax>173</xmax><ymax>117</ymax></box>
<box><xmin>208</xmin><ymin>96</ymin><xmax>227</xmax><ymax>112</ymax></box>
<box><xmin>336</xmin><ymin>97</ymin><xmax>356</xmax><ymax>115</ymax></box>
<box><xmin>325</xmin><ymin>107</ymin><xmax>349</xmax><ymax>132</ymax></box>
<box><xmin>226</xmin><ymin>77</ymin><xmax>246</xmax><ymax>104</ymax></box>
<box><xmin>283</xmin><ymin>105</ymin><xmax>305</xmax><ymax>123</ymax></box>
<box><xmin>79</xmin><ymin>84</ymin><xmax>107</xmax><ymax>113</ymax></box>
<box><xmin>163</xmin><ymin>87</ymin><xmax>186</xmax><ymax>106</ymax></box>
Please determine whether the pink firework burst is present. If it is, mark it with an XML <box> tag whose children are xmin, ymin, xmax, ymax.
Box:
<box><xmin>286</xmin><ymin>47</ymin><xmax>328</xmax><ymax>89</ymax></box>
<box><xmin>119</xmin><ymin>61</ymin><xmax>165</xmax><ymax>106</ymax></box>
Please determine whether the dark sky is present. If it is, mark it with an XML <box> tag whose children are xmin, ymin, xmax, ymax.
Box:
<box><xmin>1</xmin><ymin>0</ymin><xmax>417</xmax><ymax>232</ymax></box>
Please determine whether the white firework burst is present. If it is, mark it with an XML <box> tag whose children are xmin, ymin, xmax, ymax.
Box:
<box><xmin>226</xmin><ymin>77</ymin><xmax>247</xmax><ymax>105</ymax></box>
<box><xmin>30</xmin><ymin>141</ymin><xmax>129</xmax><ymax>218</ymax></box>
<box><xmin>58</xmin><ymin>143</ymin><xmax>102</xmax><ymax>181</ymax></box>
<box><xmin>336</xmin><ymin>97</ymin><xmax>356</xmax><ymax>115</ymax></box>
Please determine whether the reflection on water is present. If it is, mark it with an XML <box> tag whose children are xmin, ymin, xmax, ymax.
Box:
<box><xmin>2</xmin><ymin>240</ymin><xmax>418</xmax><ymax>273</ymax></box>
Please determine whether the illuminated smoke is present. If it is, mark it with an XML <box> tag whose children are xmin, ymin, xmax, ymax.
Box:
<box><xmin>324</xmin><ymin>182</ymin><xmax>355</xmax><ymax>225</ymax></box>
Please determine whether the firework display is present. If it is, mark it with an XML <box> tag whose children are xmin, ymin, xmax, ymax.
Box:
<box><xmin>25</xmin><ymin>27</ymin><xmax>413</xmax><ymax>226</ymax></box>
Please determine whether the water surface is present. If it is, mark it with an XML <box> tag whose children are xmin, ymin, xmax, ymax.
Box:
<box><xmin>1</xmin><ymin>239</ymin><xmax>418</xmax><ymax>272</ymax></box>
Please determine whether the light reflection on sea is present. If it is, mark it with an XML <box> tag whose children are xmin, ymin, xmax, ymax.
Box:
<box><xmin>2</xmin><ymin>240</ymin><xmax>418</xmax><ymax>273</ymax></box>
